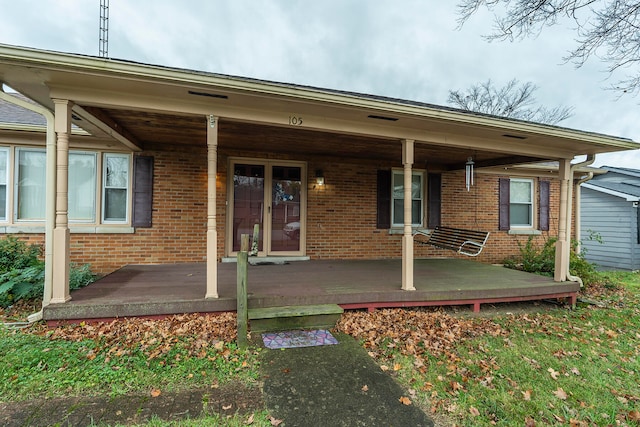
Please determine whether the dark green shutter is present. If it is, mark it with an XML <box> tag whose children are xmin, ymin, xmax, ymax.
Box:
<box><xmin>427</xmin><ymin>173</ymin><xmax>441</xmax><ymax>228</ymax></box>
<box><xmin>499</xmin><ymin>178</ymin><xmax>510</xmax><ymax>231</ymax></box>
<box><xmin>376</xmin><ymin>170</ymin><xmax>391</xmax><ymax>229</ymax></box>
<box><xmin>132</xmin><ymin>156</ymin><xmax>154</xmax><ymax>228</ymax></box>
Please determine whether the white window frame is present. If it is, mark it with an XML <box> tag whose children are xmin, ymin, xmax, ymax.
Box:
<box><xmin>0</xmin><ymin>147</ymin><xmax>9</xmax><ymax>222</ymax></box>
<box><xmin>510</xmin><ymin>178</ymin><xmax>534</xmax><ymax>228</ymax></box>
<box><xmin>101</xmin><ymin>153</ymin><xmax>131</xmax><ymax>224</ymax></box>
<box><xmin>391</xmin><ymin>169</ymin><xmax>424</xmax><ymax>228</ymax></box>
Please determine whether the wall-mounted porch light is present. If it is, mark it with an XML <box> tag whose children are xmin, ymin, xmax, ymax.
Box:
<box><xmin>315</xmin><ymin>169</ymin><xmax>325</xmax><ymax>186</ymax></box>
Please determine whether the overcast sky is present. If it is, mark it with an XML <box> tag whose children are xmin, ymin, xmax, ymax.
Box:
<box><xmin>1</xmin><ymin>0</ymin><xmax>639</xmax><ymax>168</ymax></box>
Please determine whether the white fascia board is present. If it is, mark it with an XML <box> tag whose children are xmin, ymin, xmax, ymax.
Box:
<box><xmin>581</xmin><ymin>182</ymin><xmax>640</xmax><ymax>201</ymax></box>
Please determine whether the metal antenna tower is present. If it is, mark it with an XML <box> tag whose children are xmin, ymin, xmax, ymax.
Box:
<box><xmin>99</xmin><ymin>0</ymin><xmax>109</xmax><ymax>57</ymax></box>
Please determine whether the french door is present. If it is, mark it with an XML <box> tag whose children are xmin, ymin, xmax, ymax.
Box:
<box><xmin>229</xmin><ymin>159</ymin><xmax>305</xmax><ymax>256</ymax></box>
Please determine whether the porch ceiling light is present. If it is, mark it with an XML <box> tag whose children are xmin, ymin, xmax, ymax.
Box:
<box><xmin>315</xmin><ymin>169</ymin><xmax>325</xmax><ymax>186</ymax></box>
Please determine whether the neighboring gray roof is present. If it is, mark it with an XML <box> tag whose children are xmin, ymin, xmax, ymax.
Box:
<box><xmin>601</xmin><ymin>166</ymin><xmax>640</xmax><ymax>178</ymax></box>
<box><xmin>583</xmin><ymin>165</ymin><xmax>640</xmax><ymax>199</ymax></box>
<box><xmin>0</xmin><ymin>92</ymin><xmax>47</xmax><ymax>126</ymax></box>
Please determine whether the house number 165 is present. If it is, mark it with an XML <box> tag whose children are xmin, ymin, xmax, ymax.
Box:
<box><xmin>288</xmin><ymin>116</ymin><xmax>303</xmax><ymax>126</ymax></box>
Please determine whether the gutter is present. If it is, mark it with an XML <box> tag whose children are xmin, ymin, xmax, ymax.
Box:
<box><xmin>566</xmin><ymin>155</ymin><xmax>596</xmax><ymax>287</ymax></box>
<box><xmin>0</xmin><ymin>85</ymin><xmax>56</xmax><ymax>323</ymax></box>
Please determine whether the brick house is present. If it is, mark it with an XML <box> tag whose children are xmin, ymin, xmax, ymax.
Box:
<box><xmin>0</xmin><ymin>44</ymin><xmax>637</xmax><ymax>312</ymax></box>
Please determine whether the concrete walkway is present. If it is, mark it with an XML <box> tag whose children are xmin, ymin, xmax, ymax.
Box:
<box><xmin>261</xmin><ymin>333</ymin><xmax>434</xmax><ymax>426</ymax></box>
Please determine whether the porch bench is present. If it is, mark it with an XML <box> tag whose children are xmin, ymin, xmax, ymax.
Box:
<box><xmin>413</xmin><ymin>226</ymin><xmax>490</xmax><ymax>257</ymax></box>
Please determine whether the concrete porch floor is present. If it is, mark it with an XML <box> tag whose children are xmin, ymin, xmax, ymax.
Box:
<box><xmin>43</xmin><ymin>259</ymin><xmax>580</xmax><ymax>321</ymax></box>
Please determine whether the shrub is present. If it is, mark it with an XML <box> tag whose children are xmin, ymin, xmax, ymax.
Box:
<box><xmin>0</xmin><ymin>236</ymin><xmax>98</xmax><ymax>308</ymax></box>
<box><xmin>504</xmin><ymin>235</ymin><xmax>600</xmax><ymax>287</ymax></box>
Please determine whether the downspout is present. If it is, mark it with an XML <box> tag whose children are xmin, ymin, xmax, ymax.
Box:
<box><xmin>566</xmin><ymin>154</ymin><xmax>595</xmax><ymax>287</ymax></box>
<box><xmin>0</xmin><ymin>86</ymin><xmax>56</xmax><ymax>323</ymax></box>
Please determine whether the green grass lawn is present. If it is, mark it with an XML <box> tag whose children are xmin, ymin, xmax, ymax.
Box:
<box><xmin>380</xmin><ymin>271</ymin><xmax>640</xmax><ymax>426</ymax></box>
<box><xmin>1</xmin><ymin>271</ymin><xmax>639</xmax><ymax>426</ymax></box>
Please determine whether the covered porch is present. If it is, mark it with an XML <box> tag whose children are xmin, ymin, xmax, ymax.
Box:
<box><xmin>43</xmin><ymin>259</ymin><xmax>579</xmax><ymax>322</ymax></box>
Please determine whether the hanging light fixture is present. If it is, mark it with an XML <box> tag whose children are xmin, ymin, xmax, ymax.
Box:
<box><xmin>465</xmin><ymin>157</ymin><xmax>475</xmax><ymax>192</ymax></box>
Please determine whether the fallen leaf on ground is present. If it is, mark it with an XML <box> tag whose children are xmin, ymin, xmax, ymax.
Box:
<box><xmin>399</xmin><ymin>396</ymin><xmax>412</xmax><ymax>405</ymax></box>
<box><xmin>361</xmin><ymin>385</ymin><xmax>369</xmax><ymax>392</ymax></box>
<box><xmin>222</xmin><ymin>404</ymin><xmax>232</xmax><ymax>410</ymax></box>
<box><xmin>150</xmin><ymin>389</ymin><xmax>161</xmax><ymax>398</ymax></box>
<box><xmin>522</xmin><ymin>390</ymin><xmax>532</xmax><ymax>401</ymax></box>
<box><xmin>393</xmin><ymin>363</ymin><xmax>402</xmax><ymax>371</ymax></box>
<box><xmin>553</xmin><ymin>387</ymin><xmax>567</xmax><ymax>400</ymax></box>
<box><xmin>245</xmin><ymin>414</ymin><xmax>254</xmax><ymax>425</ymax></box>
<box><xmin>547</xmin><ymin>367</ymin><xmax>560</xmax><ymax>380</ymax></box>
<box><xmin>380</xmin><ymin>365</ymin><xmax>389</xmax><ymax>371</ymax></box>
<box><xmin>525</xmin><ymin>417</ymin><xmax>536</xmax><ymax>427</ymax></box>
<box><xmin>269</xmin><ymin>416</ymin><xmax>283</xmax><ymax>426</ymax></box>
<box><xmin>469</xmin><ymin>407</ymin><xmax>480</xmax><ymax>416</ymax></box>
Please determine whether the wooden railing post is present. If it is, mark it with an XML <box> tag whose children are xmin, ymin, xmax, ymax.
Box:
<box><xmin>237</xmin><ymin>234</ymin><xmax>249</xmax><ymax>349</ymax></box>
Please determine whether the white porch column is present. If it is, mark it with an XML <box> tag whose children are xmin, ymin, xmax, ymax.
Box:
<box><xmin>401</xmin><ymin>139</ymin><xmax>416</xmax><ymax>291</ymax></box>
<box><xmin>50</xmin><ymin>99</ymin><xmax>72</xmax><ymax>303</ymax></box>
<box><xmin>205</xmin><ymin>115</ymin><xmax>219</xmax><ymax>298</ymax></box>
<box><xmin>554</xmin><ymin>158</ymin><xmax>571</xmax><ymax>282</ymax></box>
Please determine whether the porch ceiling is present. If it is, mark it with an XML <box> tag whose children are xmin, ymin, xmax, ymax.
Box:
<box><xmin>1</xmin><ymin>44</ymin><xmax>638</xmax><ymax>167</ymax></box>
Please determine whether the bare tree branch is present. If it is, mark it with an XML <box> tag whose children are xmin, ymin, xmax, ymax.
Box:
<box><xmin>457</xmin><ymin>0</ymin><xmax>640</xmax><ymax>95</ymax></box>
<box><xmin>448</xmin><ymin>79</ymin><xmax>574</xmax><ymax>124</ymax></box>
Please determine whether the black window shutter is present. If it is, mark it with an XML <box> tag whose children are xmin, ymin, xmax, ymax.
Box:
<box><xmin>132</xmin><ymin>156</ymin><xmax>154</xmax><ymax>228</ymax></box>
<box><xmin>499</xmin><ymin>178</ymin><xmax>510</xmax><ymax>231</ymax></box>
<box><xmin>539</xmin><ymin>180</ymin><xmax>550</xmax><ymax>231</ymax></box>
<box><xmin>376</xmin><ymin>170</ymin><xmax>391</xmax><ymax>229</ymax></box>
<box><xmin>427</xmin><ymin>173</ymin><xmax>441</xmax><ymax>228</ymax></box>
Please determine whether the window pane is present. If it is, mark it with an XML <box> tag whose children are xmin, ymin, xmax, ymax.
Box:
<box><xmin>510</xmin><ymin>204</ymin><xmax>532</xmax><ymax>226</ymax></box>
<box><xmin>510</xmin><ymin>181</ymin><xmax>532</xmax><ymax>203</ymax></box>
<box><xmin>103</xmin><ymin>154</ymin><xmax>129</xmax><ymax>222</ymax></box>
<box><xmin>392</xmin><ymin>173</ymin><xmax>403</xmax><ymax>199</ymax></box>
<box><xmin>69</xmin><ymin>153</ymin><xmax>96</xmax><ymax>221</ymax></box>
<box><xmin>412</xmin><ymin>174</ymin><xmax>421</xmax><ymax>199</ymax></box>
<box><xmin>106</xmin><ymin>156</ymin><xmax>128</xmax><ymax>188</ymax></box>
<box><xmin>0</xmin><ymin>186</ymin><xmax>6</xmax><ymax>221</ymax></box>
<box><xmin>412</xmin><ymin>200</ymin><xmax>421</xmax><ymax>224</ymax></box>
<box><xmin>17</xmin><ymin>150</ymin><xmax>46</xmax><ymax>220</ymax></box>
<box><xmin>393</xmin><ymin>199</ymin><xmax>403</xmax><ymax>224</ymax></box>
<box><xmin>104</xmin><ymin>188</ymin><xmax>127</xmax><ymax>221</ymax></box>
<box><xmin>0</xmin><ymin>150</ymin><xmax>7</xmax><ymax>185</ymax></box>
<box><xmin>0</xmin><ymin>149</ymin><xmax>7</xmax><ymax>221</ymax></box>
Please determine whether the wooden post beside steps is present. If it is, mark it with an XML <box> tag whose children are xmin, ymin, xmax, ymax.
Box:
<box><xmin>236</xmin><ymin>234</ymin><xmax>249</xmax><ymax>349</ymax></box>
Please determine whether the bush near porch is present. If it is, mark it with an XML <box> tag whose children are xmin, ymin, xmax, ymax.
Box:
<box><xmin>503</xmin><ymin>235</ymin><xmax>602</xmax><ymax>287</ymax></box>
<box><xmin>0</xmin><ymin>236</ymin><xmax>98</xmax><ymax>308</ymax></box>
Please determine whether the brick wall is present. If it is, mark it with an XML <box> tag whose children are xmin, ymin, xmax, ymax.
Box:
<box><xmin>7</xmin><ymin>145</ymin><xmax>569</xmax><ymax>275</ymax></box>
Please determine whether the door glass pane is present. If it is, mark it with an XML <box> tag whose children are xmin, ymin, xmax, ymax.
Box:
<box><xmin>271</xmin><ymin>166</ymin><xmax>301</xmax><ymax>252</ymax></box>
<box><xmin>233</xmin><ymin>164</ymin><xmax>264</xmax><ymax>252</ymax></box>
<box><xmin>17</xmin><ymin>150</ymin><xmax>46</xmax><ymax>220</ymax></box>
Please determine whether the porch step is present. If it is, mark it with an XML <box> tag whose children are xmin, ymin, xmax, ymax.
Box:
<box><xmin>248</xmin><ymin>304</ymin><xmax>344</xmax><ymax>333</ymax></box>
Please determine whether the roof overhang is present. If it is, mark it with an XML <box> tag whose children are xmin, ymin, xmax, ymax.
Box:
<box><xmin>1</xmin><ymin>43</ymin><xmax>638</xmax><ymax>167</ymax></box>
